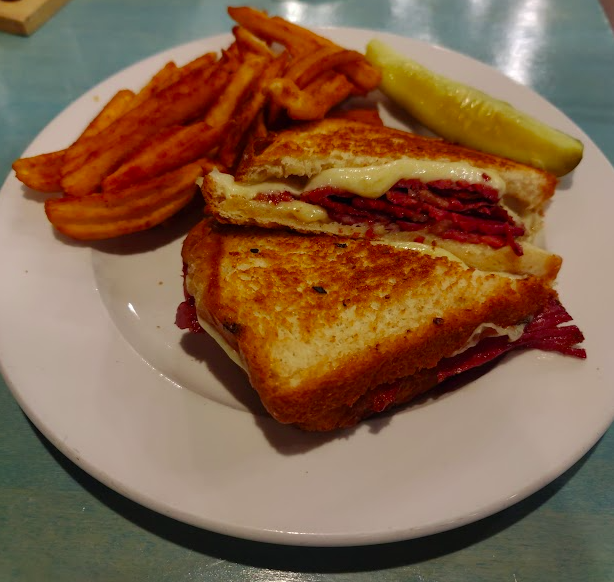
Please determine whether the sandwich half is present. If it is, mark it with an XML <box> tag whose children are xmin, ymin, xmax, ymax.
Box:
<box><xmin>178</xmin><ymin>218</ymin><xmax>585</xmax><ymax>431</ymax></box>
<box><xmin>201</xmin><ymin>119</ymin><xmax>562</xmax><ymax>281</ymax></box>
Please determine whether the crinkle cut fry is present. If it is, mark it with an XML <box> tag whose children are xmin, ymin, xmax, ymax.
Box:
<box><xmin>102</xmin><ymin>122</ymin><xmax>229</xmax><ymax>192</ymax></box>
<box><xmin>218</xmin><ymin>51</ymin><xmax>289</xmax><ymax>169</ymax></box>
<box><xmin>12</xmin><ymin>89</ymin><xmax>136</xmax><ymax>193</ymax></box>
<box><xmin>284</xmin><ymin>46</ymin><xmax>364</xmax><ymax>88</ymax></box>
<box><xmin>127</xmin><ymin>62</ymin><xmax>182</xmax><ymax>112</ymax></box>
<box><xmin>268</xmin><ymin>70</ymin><xmax>355</xmax><ymax>120</ymax></box>
<box><xmin>232</xmin><ymin>25</ymin><xmax>276</xmax><ymax>58</ymax></box>
<box><xmin>80</xmin><ymin>89</ymin><xmax>137</xmax><ymax>140</ymax></box>
<box><xmin>60</xmin><ymin>56</ymin><xmax>235</xmax><ymax>197</ymax></box>
<box><xmin>228</xmin><ymin>6</ymin><xmax>317</xmax><ymax>56</ymax></box>
<box><xmin>266</xmin><ymin>47</ymin><xmax>362</xmax><ymax>123</ymax></box>
<box><xmin>179</xmin><ymin>51</ymin><xmax>218</xmax><ymax>75</ymax></box>
<box><xmin>204</xmin><ymin>52</ymin><xmax>271</xmax><ymax>128</ymax></box>
<box><xmin>227</xmin><ymin>6</ymin><xmax>381</xmax><ymax>91</ymax></box>
<box><xmin>61</xmin><ymin>55</ymin><xmax>218</xmax><ymax>178</ymax></box>
<box><xmin>128</xmin><ymin>53</ymin><xmax>219</xmax><ymax>113</ymax></box>
<box><xmin>45</xmin><ymin>163</ymin><xmax>202</xmax><ymax>240</ymax></box>
<box><xmin>12</xmin><ymin>150</ymin><xmax>66</xmax><ymax>193</ymax></box>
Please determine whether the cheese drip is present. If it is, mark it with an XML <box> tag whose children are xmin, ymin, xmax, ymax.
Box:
<box><xmin>197</xmin><ymin>315</ymin><xmax>246</xmax><ymax>370</ymax></box>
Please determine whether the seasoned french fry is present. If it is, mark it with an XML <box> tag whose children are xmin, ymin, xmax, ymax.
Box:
<box><xmin>102</xmin><ymin>122</ymin><xmax>228</xmax><ymax>191</ymax></box>
<box><xmin>45</xmin><ymin>163</ymin><xmax>202</xmax><ymax>240</ymax></box>
<box><xmin>60</xmin><ymin>68</ymin><xmax>213</xmax><ymax>182</ymax></box>
<box><xmin>304</xmin><ymin>70</ymin><xmax>355</xmax><ymax>98</ymax></box>
<box><xmin>268</xmin><ymin>70</ymin><xmax>354</xmax><ymax>120</ymax></box>
<box><xmin>12</xmin><ymin>150</ymin><xmax>65</xmax><ymax>193</ymax></box>
<box><xmin>13</xmin><ymin>89</ymin><xmax>136</xmax><ymax>193</ymax></box>
<box><xmin>228</xmin><ymin>6</ymin><xmax>381</xmax><ymax>92</ymax></box>
<box><xmin>204</xmin><ymin>53</ymin><xmax>270</xmax><ymax>128</ymax></box>
<box><xmin>222</xmin><ymin>40</ymin><xmax>242</xmax><ymax>63</ymax></box>
<box><xmin>15</xmin><ymin>10</ymin><xmax>384</xmax><ymax>241</ymax></box>
<box><xmin>61</xmin><ymin>57</ymin><xmax>226</xmax><ymax>175</ymax></box>
<box><xmin>250</xmin><ymin>108</ymin><xmax>269</xmax><ymax>140</ymax></box>
<box><xmin>60</xmin><ymin>60</ymin><xmax>217</xmax><ymax>181</ymax></box>
<box><xmin>233</xmin><ymin>25</ymin><xmax>275</xmax><ymax>58</ymax></box>
<box><xmin>128</xmin><ymin>54</ymin><xmax>217</xmax><ymax>113</ymax></box>
<box><xmin>61</xmin><ymin>57</ymin><xmax>236</xmax><ymax>197</ymax></box>
<box><xmin>335</xmin><ymin>60</ymin><xmax>382</xmax><ymax>94</ymax></box>
<box><xmin>285</xmin><ymin>47</ymin><xmax>364</xmax><ymax>88</ymax></box>
<box><xmin>178</xmin><ymin>51</ymin><xmax>217</xmax><ymax>75</ymax></box>
<box><xmin>128</xmin><ymin>62</ymin><xmax>182</xmax><ymax>111</ymax></box>
<box><xmin>228</xmin><ymin>6</ymin><xmax>316</xmax><ymax>56</ymax></box>
<box><xmin>80</xmin><ymin>89</ymin><xmax>136</xmax><ymax>140</ymax></box>
<box><xmin>326</xmin><ymin>107</ymin><xmax>384</xmax><ymax>126</ymax></box>
<box><xmin>218</xmin><ymin>52</ymin><xmax>288</xmax><ymax>168</ymax></box>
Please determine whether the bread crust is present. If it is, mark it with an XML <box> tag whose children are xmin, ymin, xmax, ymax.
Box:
<box><xmin>294</xmin><ymin>368</ymin><xmax>440</xmax><ymax>431</ymax></box>
<box><xmin>182</xmin><ymin>219</ymin><xmax>556</xmax><ymax>430</ymax></box>
<box><xmin>236</xmin><ymin>118</ymin><xmax>558</xmax><ymax>212</ymax></box>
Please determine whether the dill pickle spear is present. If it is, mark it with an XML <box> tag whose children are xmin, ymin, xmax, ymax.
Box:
<box><xmin>365</xmin><ymin>39</ymin><xmax>583</xmax><ymax>177</ymax></box>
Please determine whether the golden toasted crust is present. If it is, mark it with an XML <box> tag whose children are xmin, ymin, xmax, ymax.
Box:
<box><xmin>294</xmin><ymin>368</ymin><xmax>440</xmax><ymax>431</ymax></box>
<box><xmin>182</xmin><ymin>219</ymin><xmax>555</xmax><ymax>430</ymax></box>
<box><xmin>236</xmin><ymin>118</ymin><xmax>557</xmax><ymax>211</ymax></box>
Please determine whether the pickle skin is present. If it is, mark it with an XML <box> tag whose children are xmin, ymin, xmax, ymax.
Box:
<box><xmin>366</xmin><ymin>39</ymin><xmax>583</xmax><ymax>177</ymax></box>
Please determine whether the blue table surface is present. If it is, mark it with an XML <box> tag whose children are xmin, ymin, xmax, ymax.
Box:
<box><xmin>1</xmin><ymin>1</ymin><xmax>614</xmax><ymax>580</ymax></box>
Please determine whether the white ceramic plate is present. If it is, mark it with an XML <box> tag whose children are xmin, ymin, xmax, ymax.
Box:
<box><xmin>1</xmin><ymin>29</ymin><xmax>613</xmax><ymax>547</ymax></box>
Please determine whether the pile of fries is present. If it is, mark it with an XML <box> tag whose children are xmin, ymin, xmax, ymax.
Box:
<box><xmin>12</xmin><ymin>7</ymin><xmax>382</xmax><ymax>241</ymax></box>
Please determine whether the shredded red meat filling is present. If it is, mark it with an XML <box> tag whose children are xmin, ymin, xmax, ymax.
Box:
<box><xmin>437</xmin><ymin>297</ymin><xmax>586</xmax><ymax>382</ymax></box>
<box><xmin>367</xmin><ymin>298</ymin><xmax>586</xmax><ymax>415</ymax></box>
<box><xmin>175</xmin><ymin>264</ymin><xmax>205</xmax><ymax>334</ymax></box>
<box><xmin>255</xmin><ymin>177</ymin><xmax>525</xmax><ymax>255</ymax></box>
<box><xmin>371</xmin><ymin>383</ymin><xmax>401</xmax><ymax>413</ymax></box>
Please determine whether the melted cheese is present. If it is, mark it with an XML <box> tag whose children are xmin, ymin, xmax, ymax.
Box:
<box><xmin>381</xmin><ymin>240</ymin><xmax>468</xmax><ymax>265</ymax></box>
<box><xmin>213</xmin><ymin>171</ymin><xmax>303</xmax><ymax>198</ymax></box>
<box><xmin>272</xmin><ymin>200</ymin><xmax>330</xmax><ymax>223</ymax></box>
<box><xmin>449</xmin><ymin>322</ymin><xmax>526</xmax><ymax>357</ymax></box>
<box><xmin>307</xmin><ymin>159</ymin><xmax>506</xmax><ymax>198</ymax></box>
<box><xmin>197</xmin><ymin>315</ymin><xmax>246</xmax><ymax>371</ymax></box>
<box><xmin>212</xmin><ymin>158</ymin><xmax>505</xmax><ymax>202</ymax></box>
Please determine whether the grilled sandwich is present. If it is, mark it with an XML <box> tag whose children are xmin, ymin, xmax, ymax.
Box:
<box><xmin>201</xmin><ymin>119</ymin><xmax>562</xmax><ymax>280</ymax></box>
<box><xmin>178</xmin><ymin>218</ymin><xmax>584</xmax><ymax>431</ymax></box>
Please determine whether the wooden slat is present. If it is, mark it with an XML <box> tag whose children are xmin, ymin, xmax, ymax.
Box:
<box><xmin>0</xmin><ymin>0</ymin><xmax>72</xmax><ymax>36</ymax></box>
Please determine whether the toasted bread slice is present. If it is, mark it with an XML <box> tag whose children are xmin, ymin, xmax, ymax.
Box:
<box><xmin>182</xmin><ymin>219</ymin><xmax>556</xmax><ymax>430</ymax></box>
<box><xmin>236</xmin><ymin>119</ymin><xmax>557</xmax><ymax>213</ymax></box>
<box><xmin>202</xmin><ymin>119</ymin><xmax>561</xmax><ymax>280</ymax></box>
